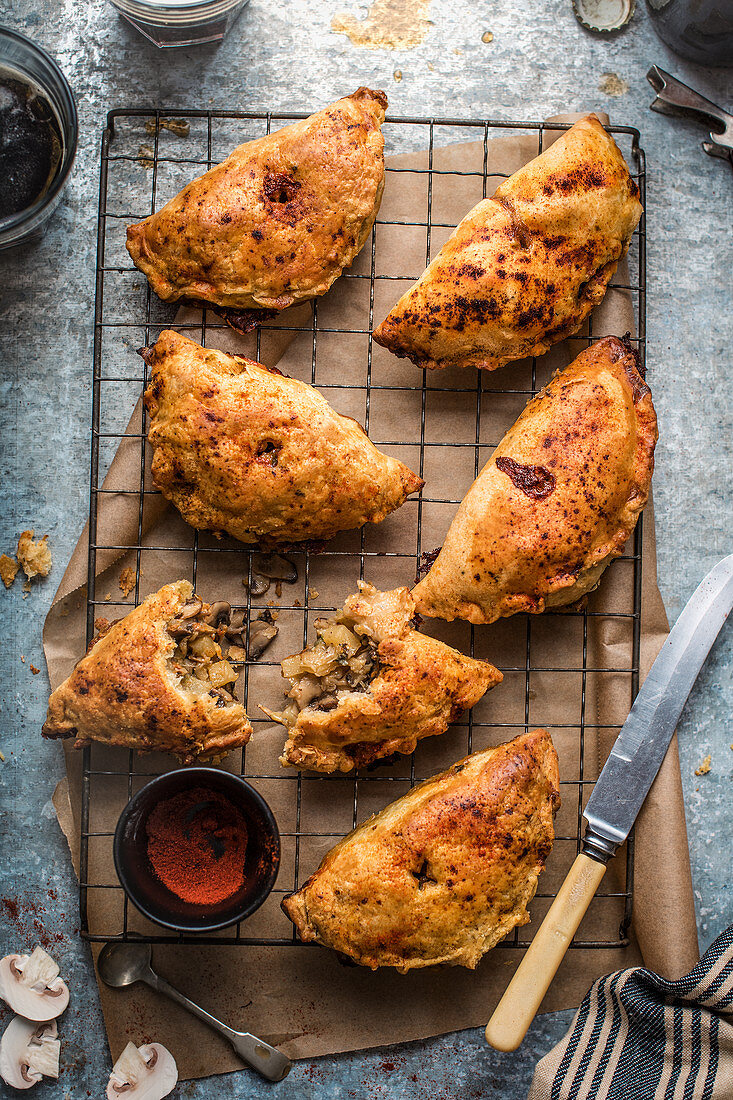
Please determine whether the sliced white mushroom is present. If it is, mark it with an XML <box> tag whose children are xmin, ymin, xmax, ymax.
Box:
<box><xmin>106</xmin><ymin>1041</ymin><xmax>178</xmax><ymax>1099</ymax></box>
<box><xmin>0</xmin><ymin>948</ymin><xmax>69</xmax><ymax>1021</ymax></box>
<box><xmin>0</xmin><ymin>1017</ymin><xmax>60</xmax><ymax>1090</ymax></box>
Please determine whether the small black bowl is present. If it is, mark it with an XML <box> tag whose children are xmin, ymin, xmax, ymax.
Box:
<box><xmin>113</xmin><ymin>768</ymin><xmax>280</xmax><ymax>933</ymax></box>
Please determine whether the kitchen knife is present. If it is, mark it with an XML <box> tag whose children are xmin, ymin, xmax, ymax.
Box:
<box><xmin>485</xmin><ymin>553</ymin><xmax>733</xmax><ymax>1052</ymax></box>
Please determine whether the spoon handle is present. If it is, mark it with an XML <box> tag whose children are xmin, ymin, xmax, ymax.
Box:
<box><xmin>145</xmin><ymin>971</ymin><xmax>291</xmax><ymax>1082</ymax></box>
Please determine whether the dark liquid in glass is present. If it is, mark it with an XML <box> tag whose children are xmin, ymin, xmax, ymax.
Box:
<box><xmin>0</xmin><ymin>68</ymin><xmax>63</xmax><ymax>219</ymax></box>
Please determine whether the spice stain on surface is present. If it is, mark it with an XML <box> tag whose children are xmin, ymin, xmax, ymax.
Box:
<box><xmin>331</xmin><ymin>0</ymin><xmax>432</xmax><ymax>49</ymax></box>
<box><xmin>598</xmin><ymin>72</ymin><xmax>629</xmax><ymax>97</ymax></box>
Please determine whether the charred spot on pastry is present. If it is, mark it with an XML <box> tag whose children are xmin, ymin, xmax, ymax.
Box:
<box><xmin>138</xmin><ymin>344</ymin><xmax>156</xmax><ymax>367</ymax></box>
<box><xmin>496</xmin><ymin>456</ymin><xmax>556</xmax><ymax>500</ymax></box>
<box><xmin>263</xmin><ymin>171</ymin><xmax>302</xmax><ymax>205</ymax></box>
<box><xmin>213</xmin><ymin>305</ymin><xmax>278</xmax><ymax>333</ymax></box>
<box><xmin>417</xmin><ymin>547</ymin><xmax>441</xmax><ymax>578</ymax></box>
<box><xmin>256</xmin><ymin>440</ymin><xmax>281</xmax><ymax>466</ymax></box>
<box><xmin>411</xmin><ymin>858</ymin><xmax>437</xmax><ymax>889</ymax></box>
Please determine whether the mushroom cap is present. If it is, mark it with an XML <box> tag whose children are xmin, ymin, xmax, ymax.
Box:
<box><xmin>106</xmin><ymin>1042</ymin><xmax>178</xmax><ymax>1100</ymax></box>
<box><xmin>0</xmin><ymin>950</ymin><xmax>70</xmax><ymax>1022</ymax></box>
<box><xmin>0</xmin><ymin>1017</ymin><xmax>59</xmax><ymax>1090</ymax></box>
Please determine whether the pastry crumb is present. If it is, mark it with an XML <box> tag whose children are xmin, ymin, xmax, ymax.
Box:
<box><xmin>0</xmin><ymin>749</ymin><xmax>4</xmax><ymax>762</ymax></box>
<box><xmin>17</xmin><ymin>530</ymin><xmax>52</xmax><ymax>580</ymax></box>
<box><xmin>309</xmin><ymin>588</ymin><xmax>320</xmax><ymax>600</ymax></box>
<box><xmin>20</xmin><ymin>655</ymin><xmax>25</xmax><ymax>663</ymax></box>
<box><xmin>481</xmin><ymin>30</ymin><xmax>493</xmax><ymax>42</ymax></box>
<box><xmin>0</xmin><ymin>554</ymin><xmax>18</xmax><ymax>588</ymax></box>
<box><xmin>105</xmin><ymin>593</ymin><xmax>112</xmax><ymax>601</ymax></box>
<box><xmin>30</xmin><ymin>664</ymin><xmax>40</xmax><ymax>674</ymax></box>
<box><xmin>695</xmin><ymin>754</ymin><xmax>712</xmax><ymax>776</ymax></box>
<box><xmin>119</xmin><ymin>567</ymin><xmax>137</xmax><ymax>597</ymax></box>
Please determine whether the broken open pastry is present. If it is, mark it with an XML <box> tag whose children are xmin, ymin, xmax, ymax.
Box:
<box><xmin>143</xmin><ymin>330</ymin><xmax>423</xmax><ymax>546</ymax></box>
<box><xmin>126</xmin><ymin>88</ymin><xmax>387</xmax><ymax>322</ymax></box>
<box><xmin>282</xmin><ymin>729</ymin><xmax>560</xmax><ymax>970</ymax></box>
<box><xmin>373</xmin><ymin>115</ymin><xmax>642</xmax><ymax>372</ymax></box>
<box><xmin>42</xmin><ymin>581</ymin><xmax>252</xmax><ymax>763</ymax></box>
<box><xmin>413</xmin><ymin>336</ymin><xmax>657</xmax><ymax>624</ymax></box>
<box><xmin>263</xmin><ymin>583</ymin><xmax>501</xmax><ymax>773</ymax></box>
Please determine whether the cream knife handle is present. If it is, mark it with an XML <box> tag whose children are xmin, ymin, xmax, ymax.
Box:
<box><xmin>485</xmin><ymin>853</ymin><xmax>607</xmax><ymax>1052</ymax></box>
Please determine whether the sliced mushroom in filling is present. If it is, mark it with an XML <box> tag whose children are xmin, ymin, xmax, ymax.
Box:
<box><xmin>166</xmin><ymin>597</ymin><xmax>240</xmax><ymax>707</ymax></box>
<box><xmin>271</xmin><ymin>606</ymin><xmax>381</xmax><ymax>728</ymax></box>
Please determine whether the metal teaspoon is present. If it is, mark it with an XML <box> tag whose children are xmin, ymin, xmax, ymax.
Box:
<box><xmin>97</xmin><ymin>942</ymin><xmax>291</xmax><ymax>1082</ymax></box>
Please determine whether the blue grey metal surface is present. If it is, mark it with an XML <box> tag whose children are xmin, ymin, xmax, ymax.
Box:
<box><xmin>0</xmin><ymin>0</ymin><xmax>730</xmax><ymax>1095</ymax></box>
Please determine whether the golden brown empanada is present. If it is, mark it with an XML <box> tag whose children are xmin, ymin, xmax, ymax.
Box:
<box><xmin>264</xmin><ymin>582</ymin><xmax>502</xmax><ymax>773</ymax></box>
<box><xmin>42</xmin><ymin>581</ymin><xmax>252</xmax><ymax>763</ymax></box>
<box><xmin>282</xmin><ymin>729</ymin><xmax>560</xmax><ymax>970</ymax></box>
<box><xmin>412</xmin><ymin>336</ymin><xmax>657</xmax><ymax>624</ymax></box>
<box><xmin>373</xmin><ymin>115</ymin><xmax>642</xmax><ymax>372</ymax></box>
<box><xmin>126</xmin><ymin>88</ymin><xmax>387</xmax><ymax>319</ymax></box>
<box><xmin>143</xmin><ymin>331</ymin><xmax>423</xmax><ymax>546</ymax></box>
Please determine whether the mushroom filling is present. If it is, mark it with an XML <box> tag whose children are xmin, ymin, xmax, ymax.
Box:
<box><xmin>275</xmin><ymin>609</ymin><xmax>381</xmax><ymax>728</ymax></box>
<box><xmin>167</xmin><ymin>597</ymin><xmax>242</xmax><ymax>707</ymax></box>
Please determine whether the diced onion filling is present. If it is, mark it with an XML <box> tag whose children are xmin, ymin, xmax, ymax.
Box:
<box><xmin>275</xmin><ymin>611</ymin><xmax>380</xmax><ymax>727</ymax></box>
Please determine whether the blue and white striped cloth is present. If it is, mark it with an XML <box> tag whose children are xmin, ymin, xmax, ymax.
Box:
<box><xmin>529</xmin><ymin>925</ymin><xmax>733</xmax><ymax>1099</ymax></box>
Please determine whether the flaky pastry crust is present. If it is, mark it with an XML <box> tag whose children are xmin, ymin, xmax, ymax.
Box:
<box><xmin>143</xmin><ymin>331</ymin><xmax>423</xmax><ymax>546</ymax></box>
<box><xmin>412</xmin><ymin>336</ymin><xmax>657</xmax><ymax>624</ymax></box>
<box><xmin>42</xmin><ymin>581</ymin><xmax>252</xmax><ymax>763</ymax></box>
<box><xmin>373</xmin><ymin>116</ymin><xmax>642</xmax><ymax>372</ymax></box>
<box><xmin>126</xmin><ymin>88</ymin><xmax>387</xmax><ymax>312</ymax></box>
<box><xmin>269</xmin><ymin>584</ymin><xmax>502</xmax><ymax>773</ymax></box>
<box><xmin>282</xmin><ymin>729</ymin><xmax>560</xmax><ymax>970</ymax></box>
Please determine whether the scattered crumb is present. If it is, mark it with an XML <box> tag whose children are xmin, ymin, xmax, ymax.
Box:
<box><xmin>30</xmin><ymin>664</ymin><xmax>40</xmax><ymax>675</ymax></box>
<box><xmin>105</xmin><ymin>593</ymin><xmax>112</xmax><ymax>601</ymax></box>
<box><xmin>0</xmin><ymin>750</ymin><xmax>4</xmax><ymax>762</ymax></box>
<box><xmin>294</xmin><ymin>599</ymin><xmax>301</xmax><ymax>607</ymax></box>
<box><xmin>393</xmin><ymin>69</ymin><xmax>402</xmax><ymax>82</ymax></box>
<box><xmin>23</xmin><ymin>581</ymin><xmax>31</xmax><ymax>594</ymax></box>
<box><xmin>309</xmin><ymin>588</ymin><xmax>320</xmax><ymax>600</ymax></box>
<box><xmin>0</xmin><ymin>554</ymin><xmax>18</xmax><ymax>588</ymax></box>
<box><xmin>144</xmin><ymin>117</ymin><xmax>190</xmax><ymax>138</ymax></box>
<box><xmin>598</xmin><ymin>72</ymin><xmax>629</xmax><ymax>97</ymax></box>
<box><xmin>17</xmin><ymin>530</ymin><xmax>52</xmax><ymax>580</ymax></box>
<box><xmin>137</xmin><ymin>143</ymin><xmax>155</xmax><ymax>168</ymax></box>
<box><xmin>20</xmin><ymin>655</ymin><xmax>25</xmax><ymax>664</ymax></box>
<box><xmin>269</xmin><ymin>610</ymin><xmax>279</xmax><ymax>621</ymax></box>
<box><xmin>695</xmin><ymin>754</ymin><xmax>712</xmax><ymax>776</ymax></box>
<box><xmin>119</xmin><ymin>567</ymin><xmax>137</xmax><ymax>597</ymax></box>
<box><xmin>481</xmin><ymin>30</ymin><xmax>494</xmax><ymax>42</ymax></box>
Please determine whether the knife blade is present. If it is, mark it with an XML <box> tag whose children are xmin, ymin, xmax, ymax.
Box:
<box><xmin>486</xmin><ymin>554</ymin><xmax>733</xmax><ymax>1052</ymax></box>
<box><xmin>583</xmin><ymin>553</ymin><xmax>733</xmax><ymax>863</ymax></box>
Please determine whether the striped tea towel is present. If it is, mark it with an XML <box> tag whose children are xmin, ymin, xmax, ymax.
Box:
<box><xmin>528</xmin><ymin>924</ymin><xmax>733</xmax><ymax>1100</ymax></box>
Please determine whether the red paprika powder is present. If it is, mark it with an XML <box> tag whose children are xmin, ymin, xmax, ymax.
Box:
<box><xmin>145</xmin><ymin>786</ymin><xmax>249</xmax><ymax>906</ymax></box>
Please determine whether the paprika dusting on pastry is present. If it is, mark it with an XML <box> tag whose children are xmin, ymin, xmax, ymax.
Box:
<box><xmin>146</xmin><ymin>787</ymin><xmax>248</xmax><ymax>906</ymax></box>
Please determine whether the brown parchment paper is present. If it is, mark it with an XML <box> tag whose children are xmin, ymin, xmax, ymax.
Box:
<box><xmin>43</xmin><ymin>116</ymin><xmax>698</xmax><ymax>1080</ymax></box>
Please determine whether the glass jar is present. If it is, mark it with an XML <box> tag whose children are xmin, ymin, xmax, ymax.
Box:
<box><xmin>0</xmin><ymin>27</ymin><xmax>77</xmax><ymax>252</ymax></box>
<box><xmin>645</xmin><ymin>0</ymin><xmax>733</xmax><ymax>66</ymax></box>
<box><xmin>110</xmin><ymin>0</ymin><xmax>251</xmax><ymax>47</ymax></box>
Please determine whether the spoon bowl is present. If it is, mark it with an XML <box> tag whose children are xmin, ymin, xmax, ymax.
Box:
<box><xmin>97</xmin><ymin>942</ymin><xmax>153</xmax><ymax>988</ymax></box>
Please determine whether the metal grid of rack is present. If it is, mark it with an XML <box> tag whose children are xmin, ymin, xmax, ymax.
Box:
<box><xmin>80</xmin><ymin>108</ymin><xmax>646</xmax><ymax>947</ymax></box>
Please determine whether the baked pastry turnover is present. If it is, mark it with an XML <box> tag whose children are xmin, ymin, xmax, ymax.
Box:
<box><xmin>413</xmin><ymin>336</ymin><xmax>657</xmax><ymax>624</ymax></box>
<box><xmin>264</xmin><ymin>582</ymin><xmax>502</xmax><ymax>773</ymax></box>
<box><xmin>143</xmin><ymin>331</ymin><xmax>423</xmax><ymax>546</ymax></box>
<box><xmin>126</xmin><ymin>88</ymin><xmax>387</xmax><ymax>319</ymax></box>
<box><xmin>282</xmin><ymin>729</ymin><xmax>560</xmax><ymax>970</ymax></box>
<box><xmin>373</xmin><ymin>115</ymin><xmax>642</xmax><ymax>372</ymax></box>
<box><xmin>42</xmin><ymin>581</ymin><xmax>252</xmax><ymax>763</ymax></box>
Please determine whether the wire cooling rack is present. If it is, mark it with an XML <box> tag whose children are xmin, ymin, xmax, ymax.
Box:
<box><xmin>79</xmin><ymin>107</ymin><xmax>646</xmax><ymax>947</ymax></box>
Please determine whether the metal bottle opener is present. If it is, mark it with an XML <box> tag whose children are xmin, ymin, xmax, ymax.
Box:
<box><xmin>648</xmin><ymin>65</ymin><xmax>733</xmax><ymax>167</ymax></box>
